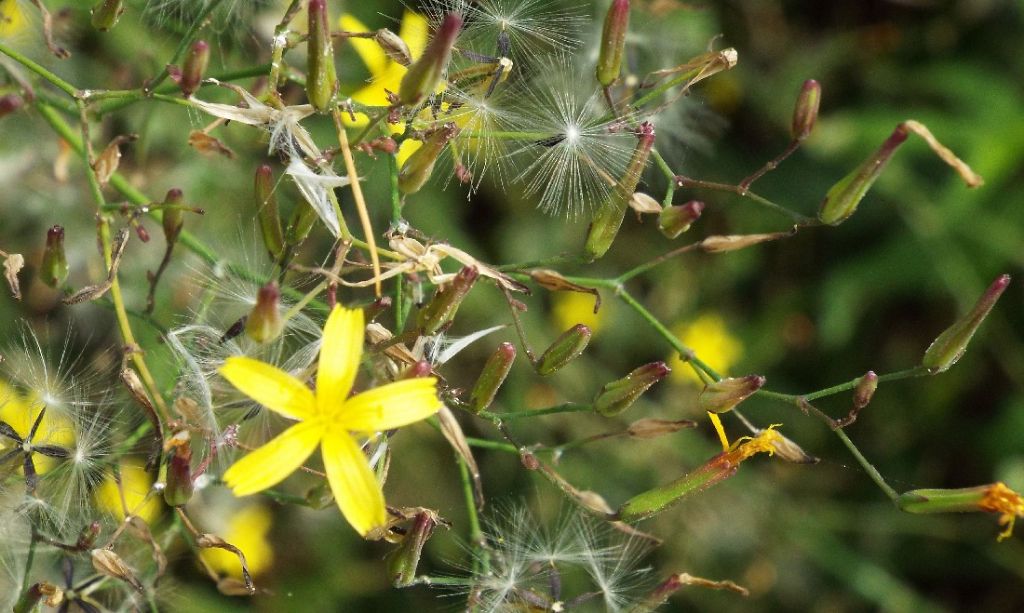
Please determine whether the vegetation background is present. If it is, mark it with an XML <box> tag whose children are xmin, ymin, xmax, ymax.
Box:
<box><xmin>1</xmin><ymin>0</ymin><xmax>1022</xmax><ymax>611</ymax></box>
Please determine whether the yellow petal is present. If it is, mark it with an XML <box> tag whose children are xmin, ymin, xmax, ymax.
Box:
<box><xmin>398</xmin><ymin>10</ymin><xmax>429</xmax><ymax>60</ymax></box>
<box><xmin>396</xmin><ymin>138</ymin><xmax>423</xmax><ymax>167</ymax></box>
<box><xmin>322</xmin><ymin>429</ymin><xmax>386</xmax><ymax>537</ymax></box>
<box><xmin>223</xmin><ymin>421</ymin><xmax>322</xmax><ymax>496</ymax></box>
<box><xmin>317</xmin><ymin>306</ymin><xmax>364</xmax><ymax>415</ymax></box>
<box><xmin>340</xmin><ymin>14</ymin><xmax>387</xmax><ymax>77</ymax></box>
<box><xmin>337</xmin><ymin>378</ymin><xmax>441</xmax><ymax>432</ymax></box>
<box><xmin>220</xmin><ymin>357</ymin><xmax>317</xmax><ymax>421</ymax></box>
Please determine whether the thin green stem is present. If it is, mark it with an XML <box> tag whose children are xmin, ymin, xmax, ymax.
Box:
<box><xmin>651</xmin><ymin>148</ymin><xmax>676</xmax><ymax>206</ymax></box>
<box><xmin>388</xmin><ymin>153</ymin><xmax>409</xmax><ymax>329</ymax></box>
<box><xmin>457</xmin><ymin>454</ymin><xmax>489</xmax><ymax>577</ymax></box>
<box><xmin>0</xmin><ymin>41</ymin><xmax>78</xmax><ymax>97</ymax></box>
<box><xmin>835</xmin><ymin>428</ymin><xmax>899</xmax><ymax>502</ymax></box>
<box><xmin>479</xmin><ymin>403</ymin><xmax>592</xmax><ymax>422</ymax></box>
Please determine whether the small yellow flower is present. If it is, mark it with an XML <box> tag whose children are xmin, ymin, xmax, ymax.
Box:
<box><xmin>669</xmin><ymin>312</ymin><xmax>742</xmax><ymax>384</ymax></box>
<box><xmin>200</xmin><ymin>504</ymin><xmax>274</xmax><ymax>578</ymax></box>
<box><xmin>0</xmin><ymin>0</ymin><xmax>27</xmax><ymax>39</ymax></box>
<box><xmin>219</xmin><ymin>305</ymin><xmax>442</xmax><ymax>537</ymax></box>
<box><xmin>93</xmin><ymin>461</ymin><xmax>164</xmax><ymax>525</ymax></box>
<box><xmin>551</xmin><ymin>292</ymin><xmax>605</xmax><ymax>333</ymax></box>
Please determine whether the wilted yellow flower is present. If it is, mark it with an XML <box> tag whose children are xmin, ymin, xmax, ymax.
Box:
<box><xmin>201</xmin><ymin>504</ymin><xmax>274</xmax><ymax>578</ymax></box>
<box><xmin>669</xmin><ymin>313</ymin><xmax>742</xmax><ymax>384</ymax></box>
<box><xmin>552</xmin><ymin>291</ymin><xmax>606</xmax><ymax>333</ymax></box>
<box><xmin>93</xmin><ymin>461</ymin><xmax>163</xmax><ymax>525</ymax></box>
<box><xmin>219</xmin><ymin>305</ymin><xmax>441</xmax><ymax>538</ymax></box>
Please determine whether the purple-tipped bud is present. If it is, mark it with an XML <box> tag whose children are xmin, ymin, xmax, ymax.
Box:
<box><xmin>163</xmin><ymin>444</ymin><xmax>194</xmax><ymax>507</ymax></box>
<box><xmin>791</xmin><ymin>79</ymin><xmax>821</xmax><ymax>141</ymax></box>
<box><xmin>417</xmin><ymin>266</ymin><xmax>478</xmax><ymax>335</ymax></box>
<box><xmin>39</xmin><ymin>225</ymin><xmax>68</xmax><ymax>288</ymax></box>
<box><xmin>76</xmin><ymin>521</ymin><xmax>102</xmax><ymax>550</ymax></box>
<box><xmin>469</xmin><ymin>342</ymin><xmax>517</xmax><ymax>413</ymax></box>
<box><xmin>375</xmin><ymin>28</ymin><xmax>413</xmax><ymax>67</ymax></box>
<box><xmin>307</xmin><ymin>0</ymin><xmax>338</xmax><ymax>112</ymax></box>
<box><xmin>584</xmin><ymin>122</ymin><xmax>655</xmax><ymax>260</ymax></box>
<box><xmin>594</xmin><ymin>361</ymin><xmax>670</xmax><ymax>417</ymax></box>
<box><xmin>399</xmin><ymin>13</ymin><xmax>461</xmax><ymax>106</ymax></box>
<box><xmin>658</xmin><ymin>200</ymin><xmax>704</xmax><ymax>239</ymax></box>
<box><xmin>818</xmin><ymin>124</ymin><xmax>909</xmax><ymax>225</ymax></box>
<box><xmin>254</xmin><ymin>165</ymin><xmax>285</xmax><ymax>261</ymax></box>
<box><xmin>922</xmin><ymin>274</ymin><xmax>1010</xmax><ymax>373</ymax></box>
<box><xmin>398</xmin><ymin>123</ymin><xmax>458</xmax><ymax>194</ymax></box>
<box><xmin>0</xmin><ymin>94</ymin><xmax>25</xmax><ymax>118</ymax></box>
<box><xmin>91</xmin><ymin>0</ymin><xmax>124</xmax><ymax>31</ymax></box>
<box><xmin>853</xmin><ymin>371</ymin><xmax>878</xmax><ymax>410</ymax></box>
<box><xmin>161</xmin><ymin>188</ymin><xmax>185</xmax><ymax>244</ymax></box>
<box><xmin>536</xmin><ymin>324</ymin><xmax>592</xmax><ymax>376</ymax></box>
<box><xmin>699</xmin><ymin>375</ymin><xmax>766</xmax><ymax>414</ymax></box>
<box><xmin>245</xmin><ymin>282</ymin><xmax>283</xmax><ymax>343</ymax></box>
<box><xmin>596</xmin><ymin>0</ymin><xmax>630</xmax><ymax>87</ymax></box>
<box><xmin>178</xmin><ymin>40</ymin><xmax>209</xmax><ymax>98</ymax></box>
<box><xmin>387</xmin><ymin>511</ymin><xmax>439</xmax><ymax>587</ymax></box>
<box><xmin>401</xmin><ymin>360</ymin><xmax>434</xmax><ymax>379</ymax></box>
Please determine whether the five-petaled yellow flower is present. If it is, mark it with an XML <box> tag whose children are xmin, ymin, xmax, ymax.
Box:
<box><xmin>219</xmin><ymin>305</ymin><xmax>442</xmax><ymax>537</ymax></box>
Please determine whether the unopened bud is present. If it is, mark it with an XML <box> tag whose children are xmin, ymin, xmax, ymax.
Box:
<box><xmin>245</xmin><ymin>282</ymin><xmax>283</xmax><ymax>343</ymax></box>
<box><xmin>627</xmin><ymin>418</ymin><xmax>696</xmax><ymax>439</ymax></box>
<box><xmin>536</xmin><ymin>324</ymin><xmax>592</xmax><ymax>376</ymax></box>
<box><xmin>163</xmin><ymin>444</ymin><xmax>194</xmax><ymax>507</ymax></box>
<box><xmin>39</xmin><ymin>225</ymin><xmax>68</xmax><ymax>288</ymax></box>
<box><xmin>399</xmin><ymin>13</ymin><xmax>461</xmax><ymax>106</ymax></box>
<box><xmin>307</xmin><ymin>0</ymin><xmax>338</xmax><ymax>113</ymax></box>
<box><xmin>618</xmin><ymin>454</ymin><xmax>737</xmax><ymax>522</ymax></box>
<box><xmin>76</xmin><ymin>521</ymin><xmax>102</xmax><ymax>550</ymax></box>
<box><xmin>658</xmin><ymin>200</ymin><xmax>704</xmax><ymax>239</ymax></box>
<box><xmin>469</xmin><ymin>342</ymin><xmax>516</xmax><ymax>412</ymax></box>
<box><xmin>161</xmin><ymin>188</ymin><xmax>185</xmax><ymax>244</ymax></box>
<box><xmin>417</xmin><ymin>266</ymin><xmax>478</xmax><ymax>335</ymax></box>
<box><xmin>91</xmin><ymin>0</ymin><xmax>124</xmax><ymax>31</ymax></box>
<box><xmin>853</xmin><ymin>371</ymin><xmax>878</xmax><ymax>410</ymax></box>
<box><xmin>398</xmin><ymin>123</ymin><xmax>458</xmax><ymax>194</ymax></box>
<box><xmin>594</xmin><ymin>361</ymin><xmax>670</xmax><ymax>417</ymax></box>
<box><xmin>818</xmin><ymin>124</ymin><xmax>909</xmax><ymax>225</ymax></box>
<box><xmin>0</xmin><ymin>93</ymin><xmax>24</xmax><ymax>118</ymax></box>
<box><xmin>255</xmin><ymin>165</ymin><xmax>285</xmax><ymax>261</ymax></box>
<box><xmin>699</xmin><ymin>375</ymin><xmax>766</xmax><ymax>414</ymax></box>
<box><xmin>791</xmin><ymin>79</ymin><xmax>821</xmax><ymax>141</ymax></box>
<box><xmin>387</xmin><ymin>511</ymin><xmax>438</xmax><ymax>587</ymax></box>
<box><xmin>629</xmin><ymin>192</ymin><xmax>662</xmax><ymax>215</ymax></box>
<box><xmin>401</xmin><ymin>360</ymin><xmax>434</xmax><ymax>379</ymax></box>
<box><xmin>584</xmin><ymin>122</ymin><xmax>655</xmax><ymax>260</ymax></box>
<box><xmin>91</xmin><ymin>549</ymin><xmax>143</xmax><ymax>592</ymax></box>
<box><xmin>596</xmin><ymin>0</ymin><xmax>630</xmax><ymax>87</ymax></box>
<box><xmin>375</xmin><ymin>28</ymin><xmax>413</xmax><ymax>66</ymax></box>
<box><xmin>922</xmin><ymin>274</ymin><xmax>1010</xmax><ymax>373</ymax></box>
<box><xmin>178</xmin><ymin>40</ymin><xmax>209</xmax><ymax>98</ymax></box>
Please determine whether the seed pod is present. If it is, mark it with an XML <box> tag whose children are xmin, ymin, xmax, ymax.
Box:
<box><xmin>91</xmin><ymin>0</ymin><xmax>124</xmax><ymax>31</ymax></box>
<box><xmin>387</xmin><ymin>511</ymin><xmax>438</xmax><ymax>587</ymax></box>
<box><xmin>922</xmin><ymin>274</ymin><xmax>1010</xmax><ymax>373</ymax></box>
<box><xmin>417</xmin><ymin>266</ymin><xmax>478</xmax><ymax>335</ymax></box>
<box><xmin>179</xmin><ymin>40</ymin><xmax>209</xmax><ymax>98</ymax></box>
<box><xmin>791</xmin><ymin>79</ymin><xmax>821</xmax><ymax>141</ymax></box>
<box><xmin>399</xmin><ymin>13</ymin><xmax>461</xmax><ymax>106</ymax></box>
<box><xmin>161</xmin><ymin>188</ymin><xmax>185</xmax><ymax>244</ymax></box>
<box><xmin>658</xmin><ymin>200</ymin><xmax>704</xmax><ymax>239</ymax></box>
<box><xmin>91</xmin><ymin>549</ymin><xmax>143</xmax><ymax>592</ymax></box>
<box><xmin>584</xmin><ymin>122</ymin><xmax>655</xmax><ymax>260</ymax></box>
<box><xmin>398</xmin><ymin>123</ymin><xmax>458</xmax><ymax>194</ymax></box>
<box><xmin>536</xmin><ymin>324</ymin><xmax>591</xmax><ymax>376</ymax></box>
<box><xmin>853</xmin><ymin>371</ymin><xmax>878</xmax><ymax>410</ymax></box>
<box><xmin>163</xmin><ymin>444</ymin><xmax>194</xmax><ymax>507</ymax></box>
<box><xmin>375</xmin><ymin>28</ymin><xmax>413</xmax><ymax>67</ymax></box>
<box><xmin>596</xmin><ymin>0</ymin><xmax>630</xmax><ymax>87</ymax></box>
<box><xmin>593</xmin><ymin>361</ymin><xmax>670</xmax><ymax>417</ymax></box>
<box><xmin>254</xmin><ymin>165</ymin><xmax>285</xmax><ymax>261</ymax></box>
<box><xmin>306</xmin><ymin>0</ymin><xmax>338</xmax><ymax>113</ymax></box>
<box><xmin>629</xmin><ymin>192</ymin><xmax>662</xmax><ymax>215</ymax></box>
<box><xmin>285</xmin><ymin>198</ymin><xmax>318</xmax><ymax>248</ymax></box>
<box><xmin>817</xmin><ymin>124</ymin><xmax>909</xmax><ymax>225</ymax></box>
<box><xmin>469</xmin><ymin>342</ymin><xmax>517</xmax><ymax>413</ymax></box>
<box><xmin>245</xmin><ymin>282</ymin><xmax>283</xmax><ymax>343</ymax></box>
<box><xmin>627</xmin><ymin>418</ymin><xmax>697</xmax><ymax>439</ymax></box>
<box><xmin>699</xmin><ymin>375</ymin><xmax>766</xmax><ymax>414</ymax></box>
<box><xmin>618</xmin><ymin>454</ymin><xmax>737</xmax><ymax>522</ymax></box>
<box><xmin>39</xmin><ymin>225</ymin><xmax>68</xmax><ymax>288</ymax></box>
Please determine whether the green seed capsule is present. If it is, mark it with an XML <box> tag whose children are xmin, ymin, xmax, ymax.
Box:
<box><xmin>179</xmin><ymin>40</ymin><xmax>209</xmax><ymax>98</ymax></box>
<box><xmin>161</xmin><ymin>188</ymin><xmax>185</xmax><ymax>244</ymax></box>
<box><xmin>584</xmin><ymin>122</ymin><xmax>654</xmax><ymax>260</ymax></box>
<box><xmin>596</xmin><ymin>0</ymin><xmax>630</xmax><ymax>87</ymax></box>
<box><xmin>39</xmin><ymin>225</ymin><xmax>68</xmax><ymax>288</ymax></box>
<box><xmin>817</xmin><ymin>124</ymin><xmax>908</xmax><ymax>225</ymax></box>
<box><xmin>163</xmin><ymin>446</ymin><xmax>194</xmax><ymax>507</ymax></box>
<box><xmin>399</xmin><ymin>13</ymin><xmax>462</xmax><ymax>106</ymax></box>
<box><xmin>469</xmin><ymin>342</ymin><xmax>517</xmax><ymax>413</ymax></box>
<box><xmin>536</xmin><ymin>324</ymin><xmax>592</xmax><ymax>376</ymax></box>
<box><xmin>922</xmin><ymin>274</ymin><xmax>1010</xmax><ymax>373</ymax></box>
<box><xmin>658</xmin><ymin>200</ymin><xmax>704</xmax><ymax>239</ymax></box>
<box><xmin>255</xmin><ymin>165</ymin><xmax>285</xmax><ymax>261</ymax></box>
<box><xmin>699</xmin><ymin>375</ymin><xmax>766</xmax><ymax>414</ymax></box>
<box><xmin>594</xmin><ymin>361</ymin><xmax>670</xmax><ymax>417</ymax></box>
<box><xmin>387</xmin><ymin>511</ymin><xmax>438</xmax><ymax>588</ymax></box>
<box><xmin>417</xmin><ymin>266</ymin><xmax>478</xmax><ymax>335</ymax></box>
<box><xmin>791</xmin><ymin>79</ymin><xmax>821</xmax><ymax>141</ymax></box>
<box><xmin>91</xmin><ymin>0</ymin><xmax>124</xmax><ymax>31</ymax></box>
<box><xmin>398</xmin><ymin>124</ymin><xmax>458</xmax><ymax>194</ymax></box>
<box><xmin>245</xmin><ymin>282</ymin><xmax>284</xmax><ymax>343</ymax></box>
<box><xmin>307</xmin><ymin>0</ymin><xmax>338</xmax><ymax>113</ymax></box>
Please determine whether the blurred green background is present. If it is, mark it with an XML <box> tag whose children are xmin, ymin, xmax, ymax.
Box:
<box><xmin>1</xmin><ymin>0</ymin><xmax>1023</xmax><ymax>611</ymax></box>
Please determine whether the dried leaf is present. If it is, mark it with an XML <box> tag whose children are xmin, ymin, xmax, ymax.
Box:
<box><xmin>699</xmin><ymin>228</ymin><xmax>795</xmax><ymax>253</ymax></box>
<box><xmin>197</xmin><ymin>533</ymin><xmax>255</xmax><ymax>594</ymax></box>
<box><xmin>436</xmin><ymin>405</ymin><xmax>484</xmax><ymax>509</ymax></box>
<box><xmin>629</xmin><ymin>191</ymin><xmax>663</xmax><ymax>215</ymax></box>
<box><xmin>188</xmin><ymin>130</ymin><xmax>236</xmax><ymax>159</ymax></box>
<box><xmin>54</xmin><ymin>138</ymin><xmax>71</xmax><ymax>182</ymax></box>
<box><xmin>530</xmin><ymin>269</ymin><xmax>601</xmax><ymax>312</ymax></box>
<box><xmin>92</xmin><ymin>135</ymin><xmax>137</xmax><ymax>187</ymax></box>
<box><xmin>3</xmin><ymin>252</ymin><xmax>24</xmax><ymax>300</ymax></box>
<box><xmin>91</xmin><ymin>548</ymin><xmax>144</xmax><ymax>593</ymax></box>
<box><xmin>903</xmin><ymin>120</ymin><xmax>983</xmax><ymax>187</ymax></box>
<box><xmin>62</xmin><ymin>228</ymin><xmax>129</xmax><ymax>304</ymax></box>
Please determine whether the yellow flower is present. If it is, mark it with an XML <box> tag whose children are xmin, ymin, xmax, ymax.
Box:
<box><xmin>219</xmin><ymin>305</ymin><xmax>442</xmax><ymax>537</ymax></box>
<box><xmin>669</xmin><ymin>312</ymin><xmax>742</xmax><ymax>384</ymax></box>
<box><xmin>93</xmin><ymin>461</ymin><xmax>164</xmax><ymax>525</ymax></box>
<box><xmin>551</xmin><ymin>292</ymin><xmax>606</xmax><ymax>333</ymax></box>
<box><xmin>0</xmin><ymin>381</ymin><xmax>74</xmax><ymax>475</ymax></box>
<box><xmin>200</xmin><ymin>504</ymin><xmax>274</xmax><ymax>578</ymax></box>
<box><xmin>0</xmin><ymin>0</ymin><xmax>27</xmax><ymax>39</ymax></box>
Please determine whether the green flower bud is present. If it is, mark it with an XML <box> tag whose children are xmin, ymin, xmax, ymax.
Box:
<box><xmin>387</xmin><ymin>511</ymin><xmax>438</xmax><ymax>588</ymax></box>
<box><xmin>91</xmin><ymin>0</ymin><xmax>123</xmax><ymax>31</ymax></box>
<box><xmin>163</xmin><ymin>445</ymin><xmax>194</xmax><ymax>507</ymax></box>
<box><xmin>398</xmin><ymin>123</ymin><xmax>458</xmax><ymax>194</ymax></box>
<box><xmin>307</xmin><ymin>0</ymin><xmax>338</xmax><ymax>113</ymax></box>
<box><xmin>699</xmin><ymin>375</ymin><xmax>766</xmax><ymax>414</ymax></box>
<box><xmin>596</xmin><ymin>0</ymin><xmax>630</xmax><ymax>87</ymax></box>
<box><xmin>179</xmin><ymin>40</ymin><xmax>209</xmax><ymax>98</ymax></box>
<box><xmin>417</xmin><ymin>266</ymin><xmax>478</xmax><ymax>335</ymax></box>
<box><xmin>817</xmin><ymin>124</ymin><xmax>909</xmax><ymax>225</ymax></box>
<box><xmin>791</xmin><ymin>79</ymin><xmax>821</xmax><ymax>141</ymax></box>
<box><xmin>594</xmin><ymin>361</ymin><xmax>670</xmax><ymax>417</ymax></box>
<box><xmin>399</xmin><ymin>13</ymin><xmax>461</xmax><ymax>106</ymax></box>
<box><xmin>584</xmin><ymin>122</ymin><xmax>655</xmax><ymax>260</ymax></box>
<box><xmin>255</xmin><ymin>165</ymin><xmax>285</xmax><ymax>261</ymax></box>
<box><xmin>161</xmin><ymin>188</ymin><xmax>185</xmax><ymax>244</ymax></box>
<box><xmin>536</xmin><ymin>324</ymin><xmax>592</xmax><ymax>376</ymax></box>
<box><xmin>39</xmin><ymin>225</ymin><xmax>68</xmax><ymax>288</ymax></box>
<box><xmin>922</xmin><ymin>274</ymin><xmax>1010</xmax><ymax>373</ymax></box>
<box><xmin>469</xmin><ymin>342</ymin><xmax>517</xmax><ymax>413</ymax></box>
<box><xmin>245</xmin><ymin>282</ymin><xmax>283</xmax><ymax>343</ymax></box>
<box><xmin>658</xmin><ymin>200</ymin><xmax>704</xmax><ymax>239</ymax></box>
<box><xmin>853</xmin><ymin>370</ymin><xmax>878</xmax><ymax>410</ymax></box>
<box><xmin>285</xmin><ymin>198</ymin><xmax>318</xmax><ymax>248</ymax></box>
